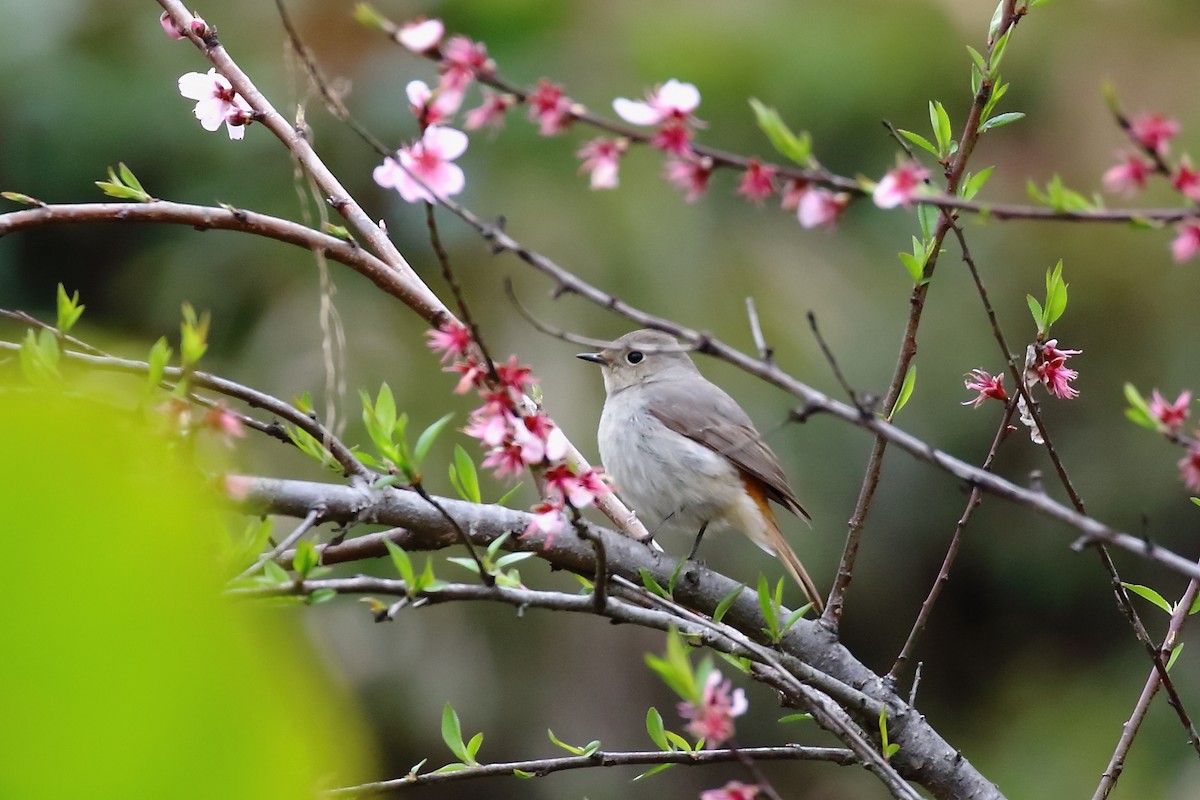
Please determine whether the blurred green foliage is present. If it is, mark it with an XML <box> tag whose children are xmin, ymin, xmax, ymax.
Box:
<box><xmin>0</xmin><ymin>389</ymin><xmax>374</xmax><ymax>799</ymax></box>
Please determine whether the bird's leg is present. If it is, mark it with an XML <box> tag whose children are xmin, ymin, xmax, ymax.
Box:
<box><xmin>686</xmin><ymin>522</ymin><xmax>710</xmax><ymax>561</ymax></box>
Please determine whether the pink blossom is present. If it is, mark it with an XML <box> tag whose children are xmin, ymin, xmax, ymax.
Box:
<box><xmin>1178</xmin><ymin>441</ymin><xmax>1200</xmax><ymax>492</ymax></box>
<box><xmin>544</xmin><ymin>425</ymin><xmax>569</xmax><ymax>462</ymax></box>
<box><xmin>202</xmin><ymin>403</ymin><xmax>245</xmax><ymax>445</ymax></box>
<box><xmin>496</xmin><ymin>356</ymin><xmax>535</xmax><ymax>397</ymax></box>
<box><xmin>178</xmin><ymin>69</ymin><xmax>253</xmax><ymax>140</ymax></box>
<box><xmin>780</xmin><ymin>179</ymin><xmax>809</xmax><ymax>210</ymax></box>
<box><xmin>465</xmin><ymin>89</ymin><xmax>514</xmax><ymax>131</ymax></box>
<box><xmin>406</xmin><ymin>80</ymin><xmax>463</xmax><ymax>127</ymax></box>
<box><xmin>677</xmin><ymin>670</ymin><xmax>747</xmax><ymax>746</ymax></box>
<box><xmin>160</xmin><ymin>10</ymin><xmax>206</xmax><ymax>40</ymax></box>
<box><xmin>544</xmin><ymin>465</ymin><xmax>610</xmax><ymax>509</ymax></box>
<box><xmin>448</xmin><ymin>357</ymin><xmax>486</xmax><ymax>394</ymax></box>
<box><xmin>797</xmin><ymin>187</ymin><xmax>850</xmax><ymax>229</ymax></box>
<box><xmin>439</xmin><ymin>35</ymin><xmax>493</xmax><ymax>93</ymax></box>
<box><xmin>1130</xmin><ymin>113</ymin><xmax>1180</xmax><ymax>156</ymax></box>
<box><xmin>962</xmin><ymin>369</ymin><xmax>1008</xmax><ymax>408</ymax></box>
<box><xmin>700</xmin><ymin>781</ymin><xmax>761</xmax><ymax>800</ymax></box>
<box><xmin>512</xmin><ymin>421</ymin><xmax>550</xmax><ymax>465</ymax></box>
<box><xmin>577</xmin><ymin>138</ymin><xmax>626</xmax><ymax>190</ymax></box>
<box><xmin>1172</xmin><ymin>158</ymin><xmax>1200</xmax><ymax>203</ymax></box>
<box><xmin>373</xmin><ymin>125</ymin><xmax>468</xmax><ymax>203</ymax></box>
<box><xmin>398</xmin><ymin>18</ymin><xmax>444</xmax><ymax>53</ymax></box>
<box><xmin>1102</xmin><ymin>152</ymin><xmax>1152</xmax><ymax>197</ymax></box>
<box><xmin>524</xmin><ymin>500</ymin><xmax>567</xmax><ymax>547</ymax></box>
<box><xmin>527</xmin><ymin>80</ymin><xmax>574</xmax><ymax>136</ymax></box>
<box><xmin>1033</xmin><ymin>339</ymin><xmax>1082</xmax><ymax>400</ymax></box>
<box><xmin>1172</xmin><ymin>222</ymin><xmax>1200</xmax><ymax>263</ymax></box>
<box><xmin>651</xmin><ymin>121</ymin><xmax>695</xmax><ymax>157</ymax></box>
<box><xmin>160</xmin><ymin>11</ymin><xmax>185</xmax><ymax>39</ymax></box>
<box><xmin>665</xmin><ymin>158</ymin><xmax>712</xmax><ymax>203</ymax></box>
<box><xmin>613</xmin><ymin>79</ymin><xmax>700</xmax><ymax>126</ymax></box>
<box><xmin>464</xmin><ymin>402</ymin><xmax>513</xmax><ymax>447</ymax></box>
<box><xmin>873</xmin><ymin>161</ymin><xmax>930</xmax><ymax>208</ymax></box>
<box><xmin>482</xmin><ymin>442</ymin><xmax>527</xmax><ymax>477</ymax></box>
<box><xmin>426</xmin><ymin>322</ymin><xmax>473</xmax><ymax>363</ymax></box>
<box><xmin>736</xmin><ymin>159</ymin><xmax>777</xmax><ymax>205</ymax></box>
<box><xmin>1150</xmin><ymin>389</ymin><xmax>1191</xmax><ymax>431</ymax></box>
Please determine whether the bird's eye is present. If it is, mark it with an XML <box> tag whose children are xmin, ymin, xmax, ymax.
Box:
<box><xmin>626</xmin><ymin>350</ymin><xmax>644</xmax><ymax>365</ymax></box>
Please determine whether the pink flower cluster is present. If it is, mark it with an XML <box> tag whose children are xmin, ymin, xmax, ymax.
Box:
<box><xmin>612</xmin><ymin>79</ymin><xmax>710</xmax><ymax>201</ymax></box>
<box><xmin>1098</xmin><ymin>112</ymin><xmax>1200</xmax><ymax>263</ymax></box>
<box><xmin>374</xmin><ymin>125</ymin><xmax>468</xmax><ymax>203</ymax></box>
<box><xmin>677</xmin><ymin>670</ymin><xmax>748</xmax><ymax>746</ymax></box>
<box><xmin>1031</xmin><ymin>339</ymin><xmax>1082</xmax><ymax>400</ymax></box>
<box><xmin>873</xmin><ymin>161</ymin><xmax>931</xmax><ymax>208</ymax></box>
<box><xmin>1144</xmin><ymin>389</ymin><xmax>1200</xmax><ymax>494</ymax></box>
<box><xmin>962</xmin><ymin>369</ymin><xmax>1008</xmax><ymax>408</ymax></box>
<box><xmin>177</xmin><ymin>69</ymin><xmax>253</xmax><ymax>140</ymax></box>
<box><xmin>782</xmin><ymin>179</ymin><xmax>851</xmax><ymax>229</ymax></box>
<box><xmin>427</xmin><ymin>323</ymin><xmax>610</xmax><ymax>546</ymax></box>
<box><xmin>700</xmin><ymin>782</ymin><xmax>761</xmax><ymax>800</ymax></box>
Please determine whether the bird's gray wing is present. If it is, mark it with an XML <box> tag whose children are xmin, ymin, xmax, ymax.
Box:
<box><xmin>642</xmin><ymin>379</ymin><xmax>810</xmax><ymax>520</ymax></box>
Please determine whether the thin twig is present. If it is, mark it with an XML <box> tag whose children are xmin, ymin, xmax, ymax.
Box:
<box><xmin>410</xmin><ymin>481</ymin><xmax>493</xmax><ymax>586</ymax></box>
<box><xmin>1092</xmin><ymin>567</ymin><xmax>1200</xmax><ymax>800</ymax></box>
<box><xmin>231</xmin><ymin>506</ymin><xmax>324</xmax><ymax>582</ymax></box>
<box><xmin>889</xmin><ymin>397</ymin><xmax>1018</xmax><ymax>683</ymax></box>
<box><xmin>745</xmin><ymin>297</ymin><xmax>773</xmax><ymax>364</ymax></box>
<box><xmin>326</xmin><ymin>744</ymin><xmax>855</xmax><ymax>795</ymax></box>
<box><xmin>806</xmin><ymin>310</ymin><xmax>867</xmax><ymax>413</ymax></box>
<box><xmin>425</xmin><ymin>201</ymin><xmax>499</xmax><ymax>379</ymax></box>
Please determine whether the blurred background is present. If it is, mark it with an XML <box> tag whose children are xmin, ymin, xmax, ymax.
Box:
<box><xmin>2</xmin><ymin>0</ymin><xmax>1199</xmax><ymax>797</ymax></box>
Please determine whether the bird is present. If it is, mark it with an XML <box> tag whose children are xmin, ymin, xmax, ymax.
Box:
<box><xmin>578</xmin><ymin>329</ymin><xmax>823</xmax><ymax>612</ymax></box>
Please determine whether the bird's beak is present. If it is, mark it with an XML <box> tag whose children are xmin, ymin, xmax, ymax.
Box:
<box><xmin>576</xmin><ymin>351</ymin><xmax>608</xmax><ymax>365</ymax></box>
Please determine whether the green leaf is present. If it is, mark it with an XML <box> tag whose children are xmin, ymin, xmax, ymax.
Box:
<box><xmin>897</xmin><ymin>129</ymin><xmax>939</xmax><ymax>158</ymax></box>
<box><xmin>960</xmin><ymin>166</ymin><xmax>996</xmax><ymax>201</ymax></box>
<box><xmin>712</xmin><ymin>584</ymin><xmax>744</xmax><ymax>623</ymax></box>
<box><xmin>1166</xmin><ymin>642</ymin><xmax>1183</xmax><ymax>671</ymax></box>
<box><xmin>384</xmin><ymin>539</ymin><xmax>416</xmax><ymax>586</ymax></box>
<box><xmin>441</xmin><ymin>704</ymin><xmax>468</xmax><ymax>763</ymax></box>
<box><xmin>632</xmin><ymin>762</ymin><xmax>676</xmax><ymax>781</ymax></box>
<box><xmin>1122</xmin><ymin>582</ymin><xmax>1171</xmax><ymax>614</ymax></box>
<box><xmin>781</xmin><ymin>603</ymin><xmax>813</xmax><ymax>633</ymax></box>
<box><xmin>547</xmin><ymin>729</ymin><xmax>586</xmax><ymax>755</ymax></box>
<box><xmin>890</xmin><ymin>365</ymin><xmax>917</xmax><ymax>420</ymax></box>
<box><xmin>639</xmin><ymin>568</ymin><xmax>669</xmax><ymax>599</ymax></box>
<box><xmin>748</xmin><ymin>98</ymin><xmax>813</xmax><ymax>166</ymax></box>
<box><xmin>917</xmin><ymin>203</ymin><xmax>939</xmax><ymax>244</ymax></box>
<box><xmin>1043</xmin><ymin>260</ymin><xmax>1068</xmax><ymax>330</ymax></box>
<box><xmin>1123</xmin><ymin>383</ymin><xmax>1157</xmax><ymax>430</ymax></box>
<box><xmin>1026</xmin><ymin>295</ymin><xmax>1044</xmax><ymax>330</ymax></box>
<box><xmin>645</xmin><ymin>707</ymin><xmax>668</xmax><ymax>750</ymax></box>
<box><xmin>179</xmin><ymin>303</ymin><xmax>210</xmax><ymax>367</ymax></box>
<box><xmin>965</xmin><ymin>45</ymin><xmax>987</xmax><ymax>72</ymax></box>
<box><xmin>980</xmin><ymin>111</ymin><xmax>1025</xmax><ymax>132</ymax></box>
<box><xmin>118</xmin><ymin>162</ymin><xmax>146</xmax><ymax>196</ymax></box>
<box><xmin>146</xmin><ymin>337</ymin><xmax>172</xmax><ymax>391</ymax></box>
<box><xmin>1189</xmin><ymin>592</ymin><xmax>1200</xmax><ymax>615</ymax></box>
<box><xmin>513</xmin><ymin>769</ymin><xmax>535</xmax><ymax>779</ymax></box>
<box><xmin>990</xmin><ymin>27</ymin><xmax>1012</xmax><ymax>72</ymax></box>
<box><xmin>898</xmin><ymin>252</ymin><xmax>924</xmax><ymax>283</ymax></box>
<box><xmin>449</xmin><ymin>445</ymin><xmax>481</xmax><ymax>503</ymax></box>
<box><xmin>644</xmin><ymin>628</ymin><xmax>696</xmax><ymax>702</ymax></box>
<box><xmin>292</xmin><ymin>540</ymin><xmax>319</xmax><ymax>579</ymax></box>
<box><xmin>779</xmin><ymin>713</ymin><xmax>814</xmax><ymax>723</ymax></box>
<box><xmin>494</xmin><ymin>482</ymin><xmax>524</xmax><ymax>506</ymax></box>
<box><xmin>930</xmin><ymin>101</ymin><xmax>952</xmax><ymax>157</ymax></box>
<box><xmin>262</xmin><ymin>559</ymin><xmax>290</xmax><ymax>584</ymax></box>
<box><xmin>1</xmin><ymin>191</ymin><xmax>44</xmax><ymax>206</ymax></box>
<box><xmin>353</xmin><ymin>2</ymin><xmax>389</xmax><ymax>30</ymax></box>
<box><xmin>663</xmin><ymin>730</ymin><xmax>693</xmax><ymax>752</ymax></box>
<box><xmin>307</xmin><ymin>588</ymin><xmax>337</xmax><ymax>605</ymax></box>
<box><xmin>414</xmin><ymin>412</ymin><xmax>455</xmax><ymax>469</ymax></box>
<box><xmin>581</xmin><ymin>740</ymin><xmax>601</xmax><ymax>757</ymax></box>
<box><xmin>55</xmin><ymin>285</ymin><xmax>84</xmax><ymax>333</ymax></box>
<box><xmin>757</xmin><ymin>574</ymin><xmax>778</xmax><ymax>635</ymax></box>
<box><xmin>465</xmin><ymin>732</ymin><xmax>483</xmax><ymax>762</ymax></box>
